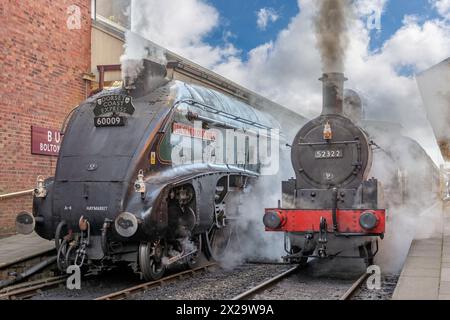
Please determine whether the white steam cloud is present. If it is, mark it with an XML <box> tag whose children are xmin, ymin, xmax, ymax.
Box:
<box><xmin>257</xmin><ymin>8</ymin><xmax>280</xmax><ymax>31</ymax></box>
<box><xmin>121</xmin><ymin>0</ymin><xmax>450</xmax><ymax>272</ymax></box>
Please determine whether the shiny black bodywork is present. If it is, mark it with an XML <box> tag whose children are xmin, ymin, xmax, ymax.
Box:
<box><xmin>32</xmin><ymin>68</ymin><xmax>279</xmax><ymax>265</ymax></box>
<box><xmin>285</xmin><ymin>113</ymin><xmax>377</xmax><ymax>210</ymax></box>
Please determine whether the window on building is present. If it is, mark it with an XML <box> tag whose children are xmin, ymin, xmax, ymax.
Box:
<box><xmin>92</xmin><ymin>0</ymin><xmax>131</xmax><ymax>31</ymax></box>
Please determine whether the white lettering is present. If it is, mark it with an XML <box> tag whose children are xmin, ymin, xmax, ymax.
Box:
<box><xmin>176</xmin><ymin>305</ymin><xmax>210</xmax><ymax>318</ymax></box>
<box><xmin>86</xmin><ymin>206</ymin><xmax>108</xmax><ymax>211</ymax></box>
<box><xmin>366</xmin><ymin>265</ymin><xmax>382</xmax><ymax>290</ymax></box>
<box><xmin>66</xmin><ymin>265</ymin><xmax>81</xmax><ymax>290</ymax></box>
<box><xmin>67</xmin><ymin>5</ymin><xmax>81</xmax><ymax>30</ymax></box>
<box><xmin>39</xmin><ymin>142</ymin><xmax>60</xmax><ymax>154</ymax></box>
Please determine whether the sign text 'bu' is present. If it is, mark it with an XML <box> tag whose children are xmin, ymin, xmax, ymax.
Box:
<box><xmin>31</xmin><ymin>126</ymin><xmax>61</xmax><ymax>156</ymax></box>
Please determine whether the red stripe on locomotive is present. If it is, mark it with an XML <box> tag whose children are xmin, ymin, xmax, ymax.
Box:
<box><xmin>264</xmin><ymin>208</ymin><xmax>385</xmax><ymax>234</ymax></box>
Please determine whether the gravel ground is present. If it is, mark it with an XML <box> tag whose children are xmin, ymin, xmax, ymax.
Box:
<box><xmin>135</xmin><ymin>263</ymin><xmax>293</xmax><ymax>300</ymax></box>
<box><xmin>351</xmin><ymin>274</ymin><xmax>399</xmax><ymax>300</ymax></box>
<box><xmin>28</xmin><ymin>257</ymin><xmax>399</xmax><ymax>300</ymax></box>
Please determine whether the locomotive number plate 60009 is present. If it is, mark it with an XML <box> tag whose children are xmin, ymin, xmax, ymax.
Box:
<box><xmin>94</xmin><ymin>116</ymin><xmax>125</xmax><ymax>127</ymax></box>
<box><xmin>315</xmin><ymin>149</ymin><xmax>343</xmax><ymax>159</ymax></box>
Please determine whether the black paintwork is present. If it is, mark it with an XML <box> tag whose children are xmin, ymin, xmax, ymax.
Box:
<box><xmin>32</xmin><ymin>69</ymin><xmax>280</xmax><ymax>268</ymax></box>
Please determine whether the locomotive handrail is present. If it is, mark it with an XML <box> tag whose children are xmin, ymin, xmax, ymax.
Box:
<box><xmin>297</xmin><ymin>140</ymin><xmax>359</xmax><ymax>146</ymax></box>
<box><xmin>182</xmin><ymin>99</ymin><xmax>272</xmax><ymax>130</ymax></box>
<box><xmin>0</xmin><ymin>189</ymin><xmax>34</xmax><ymax>201</ymax></box>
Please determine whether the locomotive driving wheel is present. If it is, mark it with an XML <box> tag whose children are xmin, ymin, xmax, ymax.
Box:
<box><xmin>56</xmin><ymin>239</ymin><xmax>69</xmax><ymax>272</ymax></box>
<box><xmin>139</xmin><ymin>241</ymin><xmax>166</xmax><ymax>281</ymax></box>
<box><xmin>203</xmin><ymin>224</ymin><xmax>234</xmax><ymax>261</ymax></box>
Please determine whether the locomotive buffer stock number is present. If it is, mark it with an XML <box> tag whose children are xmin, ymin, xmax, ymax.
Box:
<box><xmin>315</xmin><ymin>149</ymin><xmax>343</xmax><ymax>159</ymax></box>
<box><xmin>94</xmin><ymin>116</ymin><xmax>125</xmax><ymax>127</ymax></box>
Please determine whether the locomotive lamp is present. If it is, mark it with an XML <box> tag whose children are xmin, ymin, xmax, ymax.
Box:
<box><xmin>34</xmin><ymin>175</ymin><xmax>47</xmax><ymax>198</ymax></box>
<box><xmin>134</xmin><ymin>169</ymin><xmax>146</xmax><ymax>198</ymax></box>
<box><xmin>323</xmin><ymin>121</ymin><xmax>332</xmax><ymax>140</ymax></box>
<box><xmin>263</xmin><ymin>211</ymin><xmax>286</xmax><ymax>229</ymax></box>
<box><xmin>359</xmin><ymin>211</ymin><xmax>379</xmax><ymax>230</ymax></box>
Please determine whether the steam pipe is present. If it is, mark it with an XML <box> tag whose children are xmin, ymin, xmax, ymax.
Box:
<box><xmin>54</xmin><ymin>221</ymin><xmax>67</xmax><ymax>253</ymax></box>
<box><xmin>320</xmin><ymin>73</ymin><xmax>347</xmax><ymax>115</ymax></box>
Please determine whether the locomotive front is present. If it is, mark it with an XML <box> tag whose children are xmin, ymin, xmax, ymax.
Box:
<box><xmin>14</xmin><ymin>59</ymin><xmax>284</xmax><ymax>280</ymax></box>
<box><xmin>263</xmin><ymin>73</ymin><xmax>385</xmax><ymax>265</ymax></box>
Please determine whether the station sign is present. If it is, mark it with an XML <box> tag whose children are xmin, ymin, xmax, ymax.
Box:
<box><xmin>31</xmin><ymin>126</ymin><xmax>61</xmax><ymax>156</ymax></box>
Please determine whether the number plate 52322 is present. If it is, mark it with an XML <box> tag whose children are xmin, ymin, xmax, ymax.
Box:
<box><xmin>315</xmin><ymin>149</ymin><xmax>343</xmax><ymax>159</ymax></box>
<box><xmin>94</xmin><ymin>116</ymin><xmax>125</xmax><ymax>127</ymax></box>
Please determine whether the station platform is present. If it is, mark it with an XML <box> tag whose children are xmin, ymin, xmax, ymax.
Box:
<box><xmin>0</xmin><ymin>232</ymin><xmax>54</xmax><ymax>270</ymax></box>
<box><xmin>392</xmin><ymin>205</ymin><xmax>450</xmax><ymax>300</ymax></box>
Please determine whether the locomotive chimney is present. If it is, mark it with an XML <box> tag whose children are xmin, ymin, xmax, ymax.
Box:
<box><xmin>320</xmin><ymin>73</ymin><xmax>347</xmax><ymax>115</ymax></box>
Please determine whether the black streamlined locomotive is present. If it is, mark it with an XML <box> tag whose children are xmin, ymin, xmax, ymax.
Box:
<box><xmin>15</xmin><ymin>59</ymin><xmax>298</xmax><ymax>280</ymax></box>
<box><xmin>263</xmin><ymin>73</ymin><xmax>386</xmax><ymax>266</ymax></box>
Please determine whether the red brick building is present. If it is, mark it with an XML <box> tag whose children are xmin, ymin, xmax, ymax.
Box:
<box><xmin>0</xmin><ymin>0</ymin><xmax>127</xmax><ymax>236</ymax></box>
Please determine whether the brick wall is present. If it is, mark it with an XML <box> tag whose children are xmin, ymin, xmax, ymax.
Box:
<box><xmin>0</xmin><ymin>0</ymin><xmax>91</xmax><ymax>236</ymax></box>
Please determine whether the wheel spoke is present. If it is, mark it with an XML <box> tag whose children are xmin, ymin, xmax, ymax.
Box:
<box><xmin>205</xmin><ymin>224</ymin><xmax>234</xmax><ymax>261</ymax></box>
<box><xmin>139</xmin><ymin>242</ymin><xmax>166</xmax><ymax>281</ymax></box>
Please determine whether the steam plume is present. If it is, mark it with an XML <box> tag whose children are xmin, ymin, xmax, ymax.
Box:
<box><xmin>314</xmin><ymin>0</ymin><xmax>352</xmax><ymax>73</ymax></box>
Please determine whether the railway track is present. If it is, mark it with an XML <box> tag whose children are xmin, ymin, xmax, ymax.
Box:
<box><xmin>0</xmin><ymin>259</ymin><xmax>372</xmax><ymax>300</ymax></box>
<box><xmin>231</xmin><ymin>266</ymin><xmax>299</xmax><ymax>300</ymax></box>
<box><xmin>0</xmin><ymin>249</ymin><xmax>61</xmax><ymax>300</ymax></box>
<box><xmin>339</xmin><ymin>272</ymin><xmax>369</xmax><ymax>300</ymax></box>
<box><xmin>0</xmin><ymin>275</ymin><xmax>67</xmax><ymax>300</ymax></box>
<box><xmin>232</xmin><ymin>265</ymin><xmax>369</xmax><ymax>300</ymax></box>
<box><xmin>95</xmin><ymin>262</ymin><xmax>218</xmax><ymax>300</ymax></box>
<box><xmin>0</xmin><ymin>249</ymin><xmax>56</xmax><ymax>281</ymax></box>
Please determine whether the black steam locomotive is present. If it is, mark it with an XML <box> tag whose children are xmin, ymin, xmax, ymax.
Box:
<box><xmin>263</xmin><ymin>73</ymin><xmax>386</xmax><ymax>266</ymax></box>
<box><xmin>15</xmin><ymin>60</ymin><xmax>291</xmax><ymax>280</ymax></box>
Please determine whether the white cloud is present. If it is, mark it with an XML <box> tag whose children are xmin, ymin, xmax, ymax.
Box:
<box><xmin>129</xmin><ymin>0</ymin><xmax>240</xmax><ymax>68</ymax></box>
<box><xmin>127</xmin><ymin>0</ymin><xmax>450</xmax><ymax>165</ymax></box>
<box><xmin>213</xmin><ymin>0</ymin><xmax>449</xmax><ymax>165</ymax></box>
<box><xmin>431</xmin><ymin>0</ymin><xmax>450</xmax><ymax>19</ymax></box>
<box><xmin>256</xmin><ymin>7</ymin><xmax>280</xmax><ymax>30</ymax></box>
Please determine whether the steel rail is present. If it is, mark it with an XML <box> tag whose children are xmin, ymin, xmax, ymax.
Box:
<box><xmin>0</xmin><ymin>256</ymin><xmax>57</xmax><ymax>290</ymax></box>
<box><xmin>232</xmin><ymin>266</ymin><xmax>299</xmax><ymax>300</ymax></box>
<box><xmin>95</xmin><ymin>262</ymin><xmax>218</xmax><ymax>300</ymax></box>
<box><xmin>339</xmin><ymin>272</ymin><xmax>369</xmax><ymax>300</ymax></box>
<box><xmin>0</xmin><ymin>276</ymin><xmax>67</xmax><ymax>300</ymax></box>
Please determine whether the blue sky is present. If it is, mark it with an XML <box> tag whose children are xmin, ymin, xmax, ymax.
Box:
<box><xmin>205</xmin><ymin>0</ymin><xmax>299</xmax><ymax>54</ymax></box>
<box><xmin>370</xmin><ymin>0</ymin><xmax>441</xmax><ymax>50</ymax></box>
<box><xmin>128</xmin><ymin>0</ymin><xmax>449</xmax><ymax>165</ymax></box>
<box><xmin>206</xmin><ymin>0</ymin><xmax>442</xmax><ymax>61</ymax></box>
